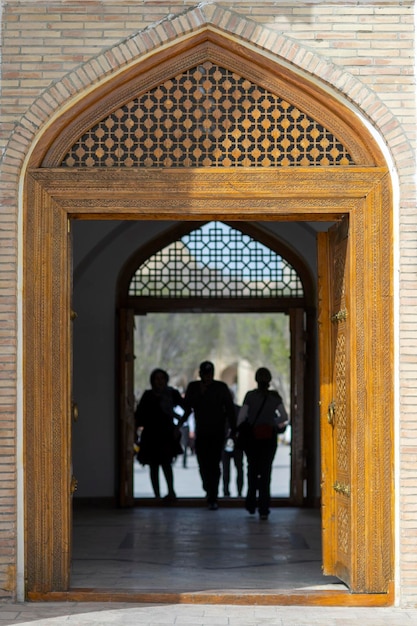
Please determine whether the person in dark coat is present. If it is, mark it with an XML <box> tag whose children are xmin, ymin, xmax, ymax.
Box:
<box><xmin>181</xmin><ymin>361</ymin><xmax>236</xmax><ymax>510</ymax></box>
<box><xmin>135</xmin><ymin>368</ymin><xmax>184</xmax><ymax>501</ymax></box>
<box><xmin>238</xmin><ymin>367</ymin><xmax>289</xmax><ymax>520</ymax></box>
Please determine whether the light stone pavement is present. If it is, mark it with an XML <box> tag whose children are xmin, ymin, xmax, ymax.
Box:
<box><xmin>135</xmin><ymin>434</ymin><xmax>292</xmax><ymax>498</ymax></box>
<box><xmin>2</xmin><ymin>445</ymin><xmax>415</xmax><ymax>625</ymax></box>
<box><xmin>1</xmin><ymin>602</ymin><xmax>417</xmax><ymax>625</ymax></box>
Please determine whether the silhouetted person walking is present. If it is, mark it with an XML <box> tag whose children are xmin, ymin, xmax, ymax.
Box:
<box><xmin>181</xmin><ymin>361</ymin><xmax>236</xmax><ymax>510</ymax></box>
<box><xmin>238</xmin><ymin>367</ymin><xmax>288</xmax><ymax>520</ymax></box>
<box><xmin>135</xmin><ymin>368</ymin><xmax>184</xmax><ymax>501</ymax></box>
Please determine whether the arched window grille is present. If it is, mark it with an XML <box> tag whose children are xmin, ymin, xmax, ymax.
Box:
<box><xmin>129</xmin><ymin>222</ymin><xmax>304</xmax><ymax>299</ymax></box>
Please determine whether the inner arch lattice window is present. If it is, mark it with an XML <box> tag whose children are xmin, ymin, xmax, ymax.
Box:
<box><xmin>129</xmin><ymin>222</ymin><xmax>304</xmax><ymax>298</ymax></box>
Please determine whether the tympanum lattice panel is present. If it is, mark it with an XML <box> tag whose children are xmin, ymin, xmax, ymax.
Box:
<box><xmin>129</xmin><ymin>222</ymin><xmax>304</xmax><ymax>298</ymax></box>
<box><xmin>64</xmin><ymin>62</ymin><xmax>354</xmax><ymax>168</ymax></box>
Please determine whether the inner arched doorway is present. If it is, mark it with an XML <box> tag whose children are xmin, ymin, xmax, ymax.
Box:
<box><xmin>117</xmin><ymin>220</ymin><xmax>317</xmax><ymax>508</ymax></box>
<box><xmin>23</xmin><ymin>28</ymin><xmax>393</xmax><ymax>601</ymax></box>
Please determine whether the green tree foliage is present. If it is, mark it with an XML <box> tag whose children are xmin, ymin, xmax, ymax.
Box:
<box><xmin>134</xmin><ymin>312</ymin><xmax>290</xmax><ymax>402</ymax></box>
<box><xmin>134</xmin><ymin>313</ymin><xmax>220</xmax><ymax>395</ymax></box>
<box><xmin>213</xmin><ymin>314</ymin><xmax>290</xmax><ymax>402</ymax></box>
<box><xmin>230</xmin><ymin>314</ymin><xmax>290</xmax><ymax>396</ymax></box>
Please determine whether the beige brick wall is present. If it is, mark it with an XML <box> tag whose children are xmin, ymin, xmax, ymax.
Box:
<box><xmin>0</xmin><ymin>0</ymin><xmax>415</xmax><ymax>604</ymax></box>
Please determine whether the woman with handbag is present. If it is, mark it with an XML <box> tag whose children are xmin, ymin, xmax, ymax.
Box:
<box><xmin>237</xmin><ymin>367</ymin><xmax>289</xmax><ymax>520</ymax></box>
<box><xmin>135</xmin><ymin>368</ymin><xmax>184</xmax><ymax>501</ymax></box>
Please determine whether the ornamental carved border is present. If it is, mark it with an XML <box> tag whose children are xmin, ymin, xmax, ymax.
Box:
<box><xmin>24</xmin><ymin>167</ymin><xmax>393</xmax><ymax>596</ymax></box>
<box><xmin>24</xmin><ymin>28</ymin><xmax>393</xmax><ymax>600</ymax></box>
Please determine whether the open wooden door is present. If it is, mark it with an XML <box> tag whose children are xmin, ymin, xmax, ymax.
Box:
<box><xmin>318</xmin><ymin>217</ymin><xmax>352</xmax><ymax>588</ymax></box>
<box><xmin>318</xmin><ymin>206</ymin><xmax>393</xmax><ymax>595</ymax></box>
<box><xmin>118</xmin><ymin>308</ymin><xmax>136</xmax><ymax>506</ymax></box>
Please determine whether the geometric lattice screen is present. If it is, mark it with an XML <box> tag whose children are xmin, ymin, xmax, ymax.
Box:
<box><xmin>63</xmin><ymin>62</ymin><xmax>354</xmax><ymax>168</ymax></box>
<box><xmin>129</xmin><ymin>222</ymin><xmax>304</xmax><ymax>298</ymax></box>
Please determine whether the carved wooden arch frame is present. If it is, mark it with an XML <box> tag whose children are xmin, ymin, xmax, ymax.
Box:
<box><xmin>24</xmin><ymin>30</ymin><xmax>393</xmax><ymax>601</ymax></box>
<box><xmin>31</xmin><ymin>30</ymin><xmax>385</xmax><ymax>169</ymax></box>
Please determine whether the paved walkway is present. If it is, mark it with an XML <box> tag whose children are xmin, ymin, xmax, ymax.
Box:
<box><xmin>1</xmin><ymin>602</ymin><xmax>417</xmax><ymax>625</ymax></box>
<box><xmin>3</xmin><ymin>447</ymin><xmax>414</xmax><ymax>625</ymax></box>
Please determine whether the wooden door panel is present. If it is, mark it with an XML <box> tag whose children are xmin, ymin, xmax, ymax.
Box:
<box><xmin>318</xmin><ymin>217</ymin><xmax>352</xmax><ymax>587</ymax></box>
<box><xmin>330</xmin><ymin>219</ymin><xmax>351</xmax><ymax>585</ymax></box>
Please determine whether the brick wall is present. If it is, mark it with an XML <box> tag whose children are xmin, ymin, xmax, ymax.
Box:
<box><xmin>0</xmin><ymin>0</ymin><xmax>415</xmax><ymax>604</ymax></box>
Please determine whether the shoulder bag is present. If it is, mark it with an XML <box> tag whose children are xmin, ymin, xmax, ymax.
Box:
<box><xmin>235</xmin><ymin>394</ymin><xmax>268</xmax><ymax>451</ymax></box>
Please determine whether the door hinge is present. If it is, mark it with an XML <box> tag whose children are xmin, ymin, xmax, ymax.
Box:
<box><xmin>70</xmin><ymin>475</ymin><xmax>78</xmax><ymax>494</ymax></box>
<box><xmin>331</xmin><ymin>309</ymin><xmax>348</xmax><ymax>323</ymax></box>
<box><xmin>333</xmin><ymin>481</ymin><xmax>350</xmax><ymax>497</ymax></box>
<box><xmin>72</xmin><ymin>402</ymin><xmax>79</xmax><ymax>422</ymax></box>
<box><xmin>327</xmin><ymin>400</ymin><xmax>335</xmax><ymax>426</ymax></box>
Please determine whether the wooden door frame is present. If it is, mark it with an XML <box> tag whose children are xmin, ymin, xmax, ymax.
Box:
<box><xmin>289</xmin><ymin>307</ymin><xmax>306</xmax><ymax>506</ymax></box>
<box><xmin>120</xmin><ymin>305</ymin><xmax>307</xmax><ymax>507</ymax></box>
<box><xmin>118</xmin><ymin>308</ymin><xmax>136</xmax><ymax>507</ymax></box>
<box><xmin>117</xmin><ymin>219</ymin><xmax>314</xmax><ymax>507</ymax></box>
<box><xmin>24</xmin><ymin>166</ymin><xmax>393</xmax><ymax>599</ymax></box>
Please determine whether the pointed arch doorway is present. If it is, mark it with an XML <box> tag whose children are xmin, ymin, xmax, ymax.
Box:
<box><xmin>117</xmin><ymin>220</ymin><xmax>316</xmax><ymax>509</ymax></box>
<box><xmin>24</xmin><ymin>29</ymin><xmax>393</xmax><ymax>601</ymax></box>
